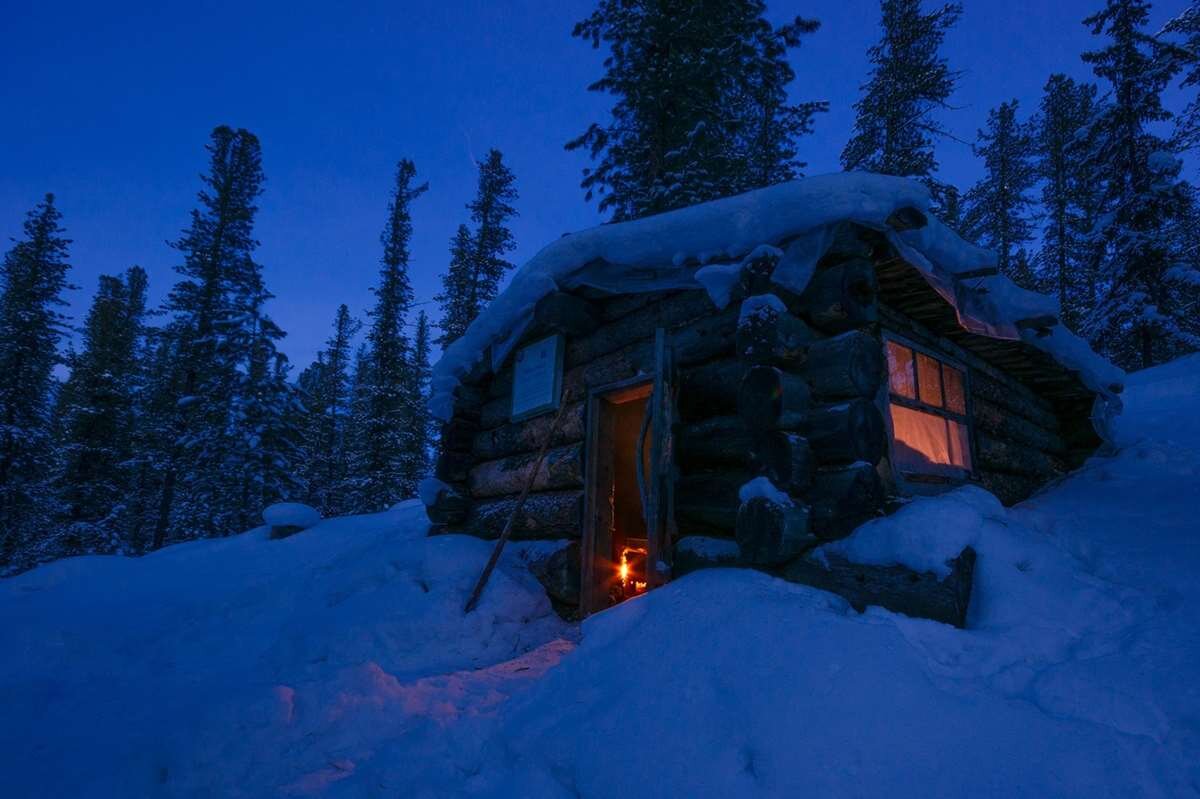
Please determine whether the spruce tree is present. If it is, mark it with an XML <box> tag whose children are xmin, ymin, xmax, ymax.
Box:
<box><xmin>231</xmin><ymin>285</ymin><xmax>303</xmax><ymax>528</ymax></box>
<box><xmin>51</xmin><ymin>267</ymin><xmax>148</xmax><ymax>558</ymax></box>
<box><xmin>841</xmin><ymin>0</ymin><xmax>962</xmax><ymax>184</ymax></box>
<box><xmin>1080</xmin><ymin>0</ymin><xmax>1198</xmax><ymax>368</ymax></box>
<box><xmin>1035</xmin><ymin>75</ymin><xmax>1102</xmax><ymax>329</ymax></box>
<box><xmin>567</xmin><ymin>0</ymin><xmax>826</xmax><ymax>220</ymax></box>
<box><xmin>300</xmin><ymin>304</ymin><xmax>360</xmax><ymax>515</ymax></box>
<box><xmin>436</xmin><ymin>150</ymin><xmax>518</xmax><ymax>348</ymax></box>
<box><xmin>0</xmin><ymin>195</ymin><xmax>73</xmax><ymax>571</ymax></box>
<box><xmin>399</xmin><ymin>310</ymin><xmax>433</xmax><ymax>486</ymax></box>
<box><xmin>1163</xmin><ymin>2</ymin><xmax>1199</xmax><ymax>157</ymax></box>
<box><xmin>962</xmin><ymin>100</ymin><xmax>1039</xmax><ymax>288</ymax></box>
<box><xmin>354</xmin><ymin>159</ymin><xmax>427</xmax><ymax>511</ymax></box>
<box><xmin>152</xmin><ymin>126</ymin><xmax>268</xmax><ymax>545</ymax></box>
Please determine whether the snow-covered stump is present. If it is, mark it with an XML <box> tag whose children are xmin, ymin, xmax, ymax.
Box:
<box><xmin>263</xmin><ymin>503</ymin><xmax>321</xmax><ymax>540</ymax></box>
<box><xmin>783</xmin><ymin>545</ymin><xmax>976</xmax><ymax>628</ymax></box>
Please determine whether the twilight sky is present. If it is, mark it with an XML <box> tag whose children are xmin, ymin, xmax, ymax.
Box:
<box><xmin>1</xmin><ymin>0</ymin><xmax>1192</xmax><ymax>371</ymax></box>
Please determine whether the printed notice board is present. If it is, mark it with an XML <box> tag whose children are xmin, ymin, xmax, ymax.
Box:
<box><xmin>511</xmin><ymin>334</ymin><xmax>564</xmax><ymax>422</ymax></box>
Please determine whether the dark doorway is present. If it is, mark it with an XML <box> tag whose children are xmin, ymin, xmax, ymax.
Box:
<box><xmin>581</xmin><ymin>381</ymin><xmax>653</xmax><ymax>614</ymax></box>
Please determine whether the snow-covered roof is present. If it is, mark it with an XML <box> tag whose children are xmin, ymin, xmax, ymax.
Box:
<box><xmin>430</xmin><ymin>172</ymin><xmax>1124</xmax><ymax>429</ymax></box>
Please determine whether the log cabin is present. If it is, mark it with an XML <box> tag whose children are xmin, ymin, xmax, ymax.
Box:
<box><xmin>421</xmin><ymin>174</ymin><xmax>1124</xmax><ymax>625</ymax></box>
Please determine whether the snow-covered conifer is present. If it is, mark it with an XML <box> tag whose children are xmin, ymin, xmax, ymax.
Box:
<box><xmin>841</xmin><ymin>0</ymin><xmax>962</xmax><ymax>184</ymax></box>
<box><xmin>300</xmin><ymin>304</ymin><xmax>360</xmax><ymax>515</ymax></box>
<box><xmin>0</xmin><ymin>195</ymin><xmax>73</xmax><ymax>572</ymax></box>
<box><xmin>436</xmin><ymin>150</ymin><xmax>518</xmax><ymax>348</ymax></box>
<box><xmin>151</xmin><ymin>126</ymin><xmax>268</xmax><ymax>545</ymax></box>
<box><xmin>1035</xmin><ymin>75</ymin><xmax>1102</xmax><ymax>329</ymax></box>
<box><xmin>353</xmin><ymin>159</ymin><xmax>427</xmax><ymax>511</ymax></box>
<box><xmin>962</xmin><ymin>100</ymin><xmax>1039</xmax><ymax>288</ymax></box>
<box><xmin>567</xmin><ymin>0</ymin><xmax>826</xmax><ymax>220</ymax></box>
<box><xmin>1080</xmin><ymin>0</ymin><xmax>1198</xmax><ymax>368</ymax></box>
<box><xmin>51</xmin><ymin>267</ymin><xmax>148</xmax><ymax>558</ymax></box>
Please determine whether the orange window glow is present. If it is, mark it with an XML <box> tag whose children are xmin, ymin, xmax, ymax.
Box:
<box><xmin>886</xmin><ymin>339</ymin><xmax>972</xmax><ymax>477</ymax></box>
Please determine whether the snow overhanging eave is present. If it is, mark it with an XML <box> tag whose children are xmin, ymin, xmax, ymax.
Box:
<box><xmin>428</xmin><ymin>172</ymin><xmax>1124</xmax><ymax>441</ymax></box>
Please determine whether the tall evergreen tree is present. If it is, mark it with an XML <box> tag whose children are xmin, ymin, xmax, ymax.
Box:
<box><xmin>151</xmin><ymin>126</ymin><xmax>268</xmax><ymax>546</ymax></box>
<box><xmin>400</xmin><ymin>310</ymin><xmax>433</xmax><ymax>484</ymax></box>
<box><xmin>1163</xmin><ymin>2</ymin><xmax>1200</xmax><ymax>157</ymax></box>
<box><xmin>353</xmin><ymin>159</ymin><xmax>427</xmax><ymax>511</ymax></box>
<box><xmin>962</xmin><ymin>100</ymin><xmax>1039</xmax><ymax>288</ymax></box>
<box><xmin>567</xmin><ymin>0</ymin><xmax>826</xmax><ymax>220</ymax></box>
<box><xmin>436</xmin><ymin>150</ymin><xmax>518</xmax><ymax>348</ymax></box>
<box><xmin>300</xmin><ymin>304</ymin><xmax>360</xmax><ymax>515</ymax></box>
<box><xmin>841</xmin><ymin>0</ymin><xmax>962</xmax><ymax>184</ymax></box>
<box><xmin>1080</xmin><ymin>0</ymin><xmax>1198</xmax><ymax>368</ymax></box>
<box><xmin>1035</xmin><ymin>75</ymin><xmax>1103</xmax><ymax>329</ymax></box>
<box><xmin>231</xmin><ymin>284</ymin><xmax>303</xmax><ymax>528</ymax></box>
<box><xmin>0</xmin><ymin>195</ymin><xmax>73</xmax><ymax>571</ymax></box>
<box><xmin>51</xmin><ymin>267</ymin><xmax>148</xmax><ymax>558</ymax></box>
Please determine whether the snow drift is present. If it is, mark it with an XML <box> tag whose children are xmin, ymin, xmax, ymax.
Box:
<box><xmin>3</xmin><ymin>356</ymin><xmax>1199</xmax><ymax>797</ymax></box>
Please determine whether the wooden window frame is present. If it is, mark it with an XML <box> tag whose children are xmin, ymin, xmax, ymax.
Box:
<box><xmin>881</xmin><ymin>333</ymin><xmax>978</xmax><ymax>487</ymax></box>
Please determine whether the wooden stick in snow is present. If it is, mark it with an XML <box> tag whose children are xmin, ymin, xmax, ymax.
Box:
<box><xmin>463</xmin><ymin>392</ymin><xmax>573</xmax><ymax>614</ymax></box>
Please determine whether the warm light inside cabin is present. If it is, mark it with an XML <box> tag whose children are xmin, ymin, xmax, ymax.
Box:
<box><xmin>618</xmin><ymin>546</ymin><xmax>648</xmax><ymax>596</ymax></box>
<box><xmin>886</xmin><ymin>340</ymin><xmax>972</xmax><ymax>476</ymax></box>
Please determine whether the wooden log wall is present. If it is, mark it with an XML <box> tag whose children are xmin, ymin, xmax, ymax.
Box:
<box><xmin>877</xmin><ymin>304</ymin><xmax>1074</xmax><ymax>505</ymax></box>
<box><xmin>431</xmin><ymin>285</ymin><xmax>742</xmax><ymax>540</ymax></box>
<box><xmin>670</xmin><ymin>229</ymin><xmax>891</xmax><ymax>569</ymax></box>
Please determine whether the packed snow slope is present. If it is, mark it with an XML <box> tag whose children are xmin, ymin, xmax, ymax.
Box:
<box><xmin>2</xmin><ymin>354</ymin><xmax>1198</xmax><ymax>798</ymax></box>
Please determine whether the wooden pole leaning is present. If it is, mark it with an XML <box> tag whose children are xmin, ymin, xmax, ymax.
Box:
<box><xmin>463</xmin><ymin>391</ymin><xmax>573</xmax><ymax>614</ymax></box>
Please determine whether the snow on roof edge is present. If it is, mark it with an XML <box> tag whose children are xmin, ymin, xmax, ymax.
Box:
<box><xmin>429</xmin><ymin>172</ymin><xmax>1124</xmax><ymax>437</ymax></box>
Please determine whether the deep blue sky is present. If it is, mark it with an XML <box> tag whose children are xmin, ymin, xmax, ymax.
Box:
<box><xmin>1</xmin><ymin>0</ymin><xmax>1191</xmax><ymax>370</ymax></box>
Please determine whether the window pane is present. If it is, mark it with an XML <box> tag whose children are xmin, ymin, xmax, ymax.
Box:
<box><xmin>948</xmin><ymin>418</ymin><xmax>972</xmax><ymax>469</ymax></box>
<box><xmin>889</xmin><ymin>403</ymin><xmax>971</xmax><ymax>475</ymax></box>
<box><xmin>886</xmin><ymin>341</ymin><xmax>915</xmax><ymax>399</ymax></box>
<box><xmin>943</xmin><ymin>365</ymin><xmax>966</xmax><ymax>415</ymax></box>
<box><xmin>916</xmin><ymin>352</ymin><xmax>943</xmax><ymax>407</ymax></box>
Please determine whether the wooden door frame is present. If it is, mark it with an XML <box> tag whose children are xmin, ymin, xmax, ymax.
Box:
<box><xmin>579</xmin><ymin>376</ymin><xmax>653</xmax><ymax>617</ymax></box>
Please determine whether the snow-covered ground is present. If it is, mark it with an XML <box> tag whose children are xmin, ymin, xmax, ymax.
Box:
<box><xmin>3</xmin><ymin>355</ymin><xmax>1199</xmax><ymax>797</ymax></box>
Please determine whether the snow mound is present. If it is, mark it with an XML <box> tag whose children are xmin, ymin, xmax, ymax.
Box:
<box><xmin>0</xmin><ymin>501</ymin><xmax>573</xmax><ymax>797</ymax></box>
<box><xmin>5</xmin><ymin>358</ymin><xmax>1198</xmax><ymax>797</ymax></box>
<box><xmin>430</xmin><ymin>172</ymin><xmax>1122</xmax><ymax>430</ymax></box>
<box><xmin>262</xmin><ymin>501</ymin><xmax>321</xmax><ymax>529</ymax></box>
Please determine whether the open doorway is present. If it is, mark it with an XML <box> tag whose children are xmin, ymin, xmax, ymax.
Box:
<box><xmin>581</xmin><ymin>381</ymin><xmax>653</xmax><ymax>615</ymax></box>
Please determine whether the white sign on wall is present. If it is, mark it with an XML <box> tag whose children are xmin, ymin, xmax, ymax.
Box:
<box><xmin>511</xmin><ymin>334</ymin><xmax>564</xmax><ymax>422</ymax></box>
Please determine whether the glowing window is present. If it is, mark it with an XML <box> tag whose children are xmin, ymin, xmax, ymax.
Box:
<box><xmin>885</xmin><ymin>339</ymin><xmax>972</xmax><ymax>478</ymax></box>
